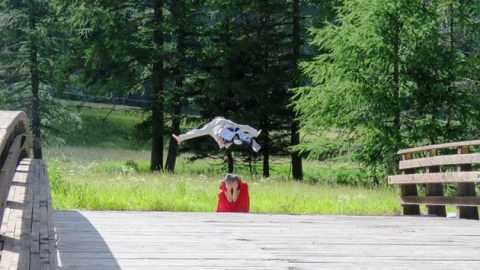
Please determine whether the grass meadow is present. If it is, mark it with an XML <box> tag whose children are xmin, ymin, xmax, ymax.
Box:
<box><xmin>45</xmin><ymin>102</ymin><xmax>402</xmax><ymax>215</ymax></box>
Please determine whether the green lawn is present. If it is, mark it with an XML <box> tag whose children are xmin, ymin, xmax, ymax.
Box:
<box><xmin>45</xmin><ymin>102</ymin><xmax>402</xmax><ymax>214</ymax></box>
<box><xmin>45</xmin><ymin>146</ymin><xmax>401</xmax><ymax>214</ymax></box>
<box><xmin>47</xmin><ymin>158</ymin><xmax>401</xmax><ymax>214</ymax></box>
<box><xmin>53</xmin><ymin>101</ymin><xmax>148</xmax><ymax>150</ymax></box>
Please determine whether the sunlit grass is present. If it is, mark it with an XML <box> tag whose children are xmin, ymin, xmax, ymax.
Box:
<box><xmin>47</xmin><ymin>149</ymin><xmax>401</xmax><ymax>214</ymax></box>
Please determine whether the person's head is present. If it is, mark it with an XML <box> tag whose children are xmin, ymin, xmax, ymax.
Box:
<box><xmin>224</xmin><ymin>173</ymin><xmax>239</xmax><ymax>183</ymax></box>
<box><xmin>224</xmin><ymin>173</ymin><xmax>239</xmax><ymax>192</ymax></box>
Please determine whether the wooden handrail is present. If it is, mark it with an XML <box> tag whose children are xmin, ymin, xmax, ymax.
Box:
<box><xmin>399</xmin><ymin>153</ymin><xmax>480</xmax><ymax>170</ymax></box>
<box><xmin>0</xmin><ymin>134</ymin><xmax>27</xmax><ymax>222</ymax></box>
<box><xmin>397</xmin><ymin>139</ymin><xmax>480</xmax><ymax>155</ymax></box>
<box><xmin>0</xmin><ymin>111</ymin><xmax>29</xmax><ymax>224</ymax></box>
<box><xmin>388</xmin><ymin>171</ymin><xmax>480</xmax><ymax>184</ymax></box>
<box><xmin>0</xmin><ymin>111</ymin><xmax>29</xmax><ymax>167</ymax></box>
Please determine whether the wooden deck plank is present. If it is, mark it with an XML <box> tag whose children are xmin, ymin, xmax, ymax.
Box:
<box><xmin>55</xmin><ymin>211</ymin><xmax>480</xmax><ymax>270</ymax></box>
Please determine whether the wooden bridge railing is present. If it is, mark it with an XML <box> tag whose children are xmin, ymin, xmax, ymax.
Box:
<box><xmin>0</xmin><ymin>111</ymin><xmax>57</xmax><ymax>269</ymax></box>
<box><xmin>0</xmin><ymin>111</ymin><xmax>29</xmax><ymax>223</ymax></box>
<box><xmin>388</xmin><ymin>140</ymin><xmax>480</xmax><ymax>220</ymax></box>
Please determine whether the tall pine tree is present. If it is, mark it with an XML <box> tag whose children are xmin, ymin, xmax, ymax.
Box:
<box><xmin>0</xmin><ymin>0</ymin><xmax>72</xmax><ymax>157</ymax></box>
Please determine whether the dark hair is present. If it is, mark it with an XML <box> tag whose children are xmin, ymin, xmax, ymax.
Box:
<box><xmin>225</xmin><ymin>173</ymin><xmax>239</xmax><ymax>183</ymax></box>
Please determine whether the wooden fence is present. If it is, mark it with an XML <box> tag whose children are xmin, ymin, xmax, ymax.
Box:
<box><xmin>388</xmin><ymin>140</ymin><xmax>480</xmax><ymax>220</ymax></box>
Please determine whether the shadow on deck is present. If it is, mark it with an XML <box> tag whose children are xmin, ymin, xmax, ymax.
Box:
<box><xmin>55</xmin><ymin>211</ymin><xmax>120</xmax><ymax>270</ymax></box>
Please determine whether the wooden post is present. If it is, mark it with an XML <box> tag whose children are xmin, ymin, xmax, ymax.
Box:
<box><xmin>401</xmin><ymin>153</ymin><xmax>420</xmax><ymax>215</ymax></box>
<box><xmin>426</xmin><ymin>150</ymin><xmax>446</xmax><ymax>217</ymax></box>
<box><xmin>456</xmin><ymin>146</ymin><xmax>479</xmax><ymax>220</ymax></box>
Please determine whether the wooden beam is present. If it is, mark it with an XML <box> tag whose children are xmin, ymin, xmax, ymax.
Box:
<box><xmin>425</xmin><ymin>150</ymin><xmax>446</xmax><ymax>217</ymax></box>
<box><xmin>397</xmin><ymin>139</ymin><xmax>480</xmax><ymax>155</ymax></box>
<box><xmin>388</xmin><ymin>171</ymin><xmax>480</xmax><ymax>184</ymax></box>
<box><xmin>400</xmin><ymin>153</ymin><xmax>420</xmax><ymax>215</ymax></box>
<box><xmin>401</xmin><ymin>196</ymin><xmax>480</xmax><ymax>207</ymax></box>
<box><xmin>456</xmin><ymin>146</ymin><xmax>479</xmax><ymax>220</ymax></box>
<box><xmin>399</xmin><ymin>153</ymin><xmax>480</xmax><ymax>170</ymax></box>
<box><xmin>0</xmin><ymin>134</ymin><xmax>27</xmax><ymax>223</ymax></box>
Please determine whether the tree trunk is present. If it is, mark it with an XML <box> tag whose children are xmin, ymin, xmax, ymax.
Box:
<box><xmin>291</xmin><ymin>120</ymin><xmax>303</xmax><ymax>179</ymax></box>
<box><xmin>290</xmin><ymin>0</ymin><xmax>303</xmax><ymax>180</ymax></box>
<box><xmin>392</xmin><ymin>12</ymin><xmax>401</xmax><ymax>147</ymax></box>
<box><xmin>227</xmin><ymin>149</ymin><xmax>234</xmax><ymax>173</ymax></box>
<box><xmin>150</xmin><ymin>0</ymin><xmax>164</xmax><ymax>171</ymax></box>
<box><xmin>165</xmin><ymin>98</ymin><xmax>181</xmax><ymax>172</ymax></box>
<box><xmin>262</xmin><ymin>120</ymin><xmax>270</xmax><ymax>178</ymax></box>
<box><xmin>449</xmin><ymin>3</ymin><xmax>454</xmax><ymax>55</ymax></box>
<box><xmin>165</xmin><ymin>0</ymin><xmax>186</xmax><ymax>172</ymax></box>
<box><xmin>29</xmin><ymin>3</ymin><xmax>42</xmax><ymax>159</ymax></box>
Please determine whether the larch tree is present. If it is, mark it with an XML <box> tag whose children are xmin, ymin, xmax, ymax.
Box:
<box><xmin>293</xmin><ymin>0</ymin><xmax>480</xmax><ymax>179</ymax></box>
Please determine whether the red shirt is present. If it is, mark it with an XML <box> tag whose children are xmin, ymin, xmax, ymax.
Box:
<box><xmin>216</xmin><ymin>180</ymin><xmax>250</xmax><ymax>212</ymax></box>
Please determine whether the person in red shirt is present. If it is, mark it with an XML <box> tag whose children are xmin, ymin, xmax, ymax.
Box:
<box><xmin>216</xmin><ymin>173</ymin><xmax>250</xmax><ymax>212</ymax></box>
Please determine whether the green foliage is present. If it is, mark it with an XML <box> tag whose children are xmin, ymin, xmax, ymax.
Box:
<box><xmin>293</xmin><ymin>0</ymin><xmax>480</xmax><ymax>177</ymax></box>
<box><xmin>56</xmin><ymin>0</ymin><xmax>209</xmax><ymax>170</ymax></box>
<box><xmin>0</xmin><ymin>0</ymin><xmax>78</xmax><ymax>145</ymax></box>
<box><xmin>54</xmin><ymin>1</ymin><xmax>153</xmax><ymax>95</ymax></box>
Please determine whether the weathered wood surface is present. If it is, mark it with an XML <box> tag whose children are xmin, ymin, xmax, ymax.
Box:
<box><xmin>401</xmin><ymin>196</ymin><xmax>480</xmax><ymax>206</ymax></box>
<box><xmin>0</xmin><ymin>111</ymin><xmax>28</xmax><ymax>159</ymax></box>
<box><xmin>397</xmin><ymin>139</ymin><xmax>480</xmax><ymax>154</ymax></box>
<box><xmin>399</xmin><ymin>153</ymin><xmax>480</xmax><ymax>170</ymax></box>
<box><xmin>55</xmin><ymin>211</ymin><xmax>480</xmax><ymax>270</ymax></box>
<box><xmin>0</xmin><ymin>134</ymin><xmax>27</xmax><ymax>224</ymax></box>
<box><xmin>425</xmin><ymin>150</ymin><xmax>446</xmax><ymax>217</ymax></box>
<box><xmin>0</xmin><ymin>159</ymin><xmax>57</xmax><ymax>270</ymax></box>
<box><xmin>0</xmin><ymin>111</ymin><xmax>29</xmax><ymax>227</ymax></box>
<box><xmin>400</xmin><ymin>153</ymin><xmax>420</xmax><ymax>215</ymax></box>
<box><xmin>388</xmin><ymin>171</ymin><xmax>480</xmax><ymax>184</ymax></box>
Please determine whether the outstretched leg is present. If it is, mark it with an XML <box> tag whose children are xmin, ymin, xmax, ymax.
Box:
<box><xmin>173</xmin><ymin>119</ymin><xmax>218</xmax><ymax>144</ymax></box>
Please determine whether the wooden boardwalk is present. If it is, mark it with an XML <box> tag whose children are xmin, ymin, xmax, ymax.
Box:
<box><xmin>55</xmin><ymin>211</ymin><xmax>480</xmax><ymax>270</ymax></box>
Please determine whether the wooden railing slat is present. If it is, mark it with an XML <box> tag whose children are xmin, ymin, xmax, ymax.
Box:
<box><xmin>399</xmin><ymin>153</ymin><xmax>480</xmax><ymax>170</ymax></box>
<box><xmin>388</xmin><ymin>171</ymin><xmax>480</xmax><ymax>184</ymax></box>
<box><xmin>397</xmin><ymin>139</ymin><xmax>480</xmax><ymax>155</ymax></box>
<box><xmin>401</xmin><ymin>196</ymin><xmax>480</xmax><ymax>207</ymax></box>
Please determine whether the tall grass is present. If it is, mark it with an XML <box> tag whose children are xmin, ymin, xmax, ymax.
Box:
<box><xmin>47</xmin><ymin>154</ymin><xmax>401</xmax><ymax>214</ymax></box>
